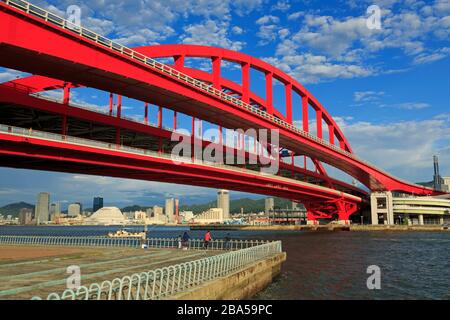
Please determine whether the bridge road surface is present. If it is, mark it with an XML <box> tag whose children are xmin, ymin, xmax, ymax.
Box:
<box><xmin>0</xmin><ymin>245</ymin><xmax>220</xmax><ymax>299</ymax></box>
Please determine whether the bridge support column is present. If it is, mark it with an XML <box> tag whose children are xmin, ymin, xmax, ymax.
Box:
<box><xmin>439</xmin><ymin>216</ymin><xmax>444</xmax><ymax>225</ymax></box>
<box><xmin>144</xmin><ymin>102</ymin><xmax>148</xmax><ymax>124</ymax></box>
<box><xmin>418</xmin><ymin>214</ymin><xmax>424</xmax><ymax>225</ymax></box>
<box><xmin>63</xmin><ymin>83</ymin><xmax>71</xmax><ymax>105</ymax></box>
<box><xmin>370</xmin><ymin>192</ymin><xmax>394</xmax><ymax>225</ymax></box>
<box><xmin>334</xmin><ymin>200</ymin><xmax>358</xmax><ymax>225</ymax></box>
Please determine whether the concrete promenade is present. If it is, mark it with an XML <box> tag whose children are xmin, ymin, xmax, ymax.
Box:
<box><xmin>0</xmin><ymin>246</ymin><xmax>219</xmax><ymax>299</ymax></box>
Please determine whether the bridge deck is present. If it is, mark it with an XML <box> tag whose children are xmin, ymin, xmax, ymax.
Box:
<box><xmin>0</xmin><ymin>245</ymin><xmax>220</xmax><ymax>299</ymax></box>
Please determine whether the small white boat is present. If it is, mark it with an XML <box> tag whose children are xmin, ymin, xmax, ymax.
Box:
<box><xmin>107</xmin><ymin>228</ymin><xmax>146</xmax><ymax>238</ymax></box>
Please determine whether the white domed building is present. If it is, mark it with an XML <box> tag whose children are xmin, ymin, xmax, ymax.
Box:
<box><xmin>85</xmin><ymin>207</ymin><xmax>127</xmax><ymax>225</ymax></box>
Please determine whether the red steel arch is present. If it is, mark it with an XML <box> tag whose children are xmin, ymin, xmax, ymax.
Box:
<box><xmin>135</xmin><ymin>44</ymin><xmax>352</xmax><ymax>153</ymax></box>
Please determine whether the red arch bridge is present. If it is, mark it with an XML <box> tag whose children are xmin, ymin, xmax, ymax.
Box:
<box><xmin>0</xmin><ymin>0</ymin><xmax>440</xmax><ymax>223</ymax></box>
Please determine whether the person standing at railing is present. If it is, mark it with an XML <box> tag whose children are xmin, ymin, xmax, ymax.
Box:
<box><xmin>203</xmin><ymin>230</ymin><xmax>212</xmax><ymax>250</ymax></box>
<box><xmin>182</xmin><ymin>231</ymin><xmax>190</xmax><ymax>250</ymax></box>
<box><xmin>177</xmin><ymin>234</ymin><xmax>182</xmax><ymax>249</ymax></box>
<box><xmin>224</xmin><ymin>233</ymin><xmax>231</xmax><ymax>250</ymax></box>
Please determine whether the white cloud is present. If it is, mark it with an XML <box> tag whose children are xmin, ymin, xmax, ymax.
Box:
<box><xmin>181</xmin><ymin>20</ymin><xmax>245</xmax><ymax>51</ymax></box>
<box><xmin>264</xmin><ymin>53</ymin><xmax>374</xmax><ymax>84</ymax></box>
<box><xmin>257</xmin><ymin>24</ymin><xmax>280</xmax><ymax>45</ymax></box>
<box><xmin>288</xmin><ymin>11</ymin><xmax>304</xmax><ymax>20</ymax></box>
<box><xmin>413</xmin><ymin>47</ymin><xmax>450</xmax><ymax>64</ymax></box>
<box><xmin>0</xmin><ymin>69</ymin><xmax>28</xmax><ymax>83</ymax></box>
<box><xmin>271</xmin><ymin>1</ymin><xmax>290</xmax><ymax>12</ymax></box>
<box><xmin>231</xmin><ymin>26</ymin><xmax>244</xmax><ymax>35</ymax></box>
<box><xmin>336</xmin><ymin>115</ymin><xmax>450</xmax><ymax>182</ymax></box>
<box><xmin>354</xmin><ymin>91</ymin><xmax>385</xmax><ymax>102</ymax></box>
<box><xmin>34</xmin><ymin>0</ymin><xmax>264</xmax><ymax>47</ymax></box>
<box><xmin>256</xmin><ymin>15</ymin><xmax>280</xmax><ymax>25</ymax></box>
<box><xmin>352</xmin><ymin>91</ymin><xmax>431</xmax><ymax>110</ymax></box>
<box><xmin>381</xmin><ymin>102</ymin><xmax>431</xmax><ymax>110</ymax></box>
<box><xmin>269</xmin><ymin>2</ymin><xmax>450</xmax><ymax>83</ymax></box>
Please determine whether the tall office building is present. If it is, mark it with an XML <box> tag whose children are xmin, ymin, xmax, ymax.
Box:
<box><xmin>50</xmin><ymin>202</ymin><xmax>61</xmax><ymax>215</ymax></box>
<box><xmin>19</xmin><ymin>208</ymin><xmax>33</xmax><ymax>225</ymax></box>
<box><xmin>217</xmin><ymin>189</ymin><xmax>230</xmax><ymax>219</ymax></box>
<box><xmin>433</xmin><ymin>155</ymin><xmax>443</xmax><ymax>190</ymax></box>
<box><xmin>174</xmin><ymin>198</ymin><xmax>180</xmax><ymax>224</ymax></box>
<box><xmin>35</xmin><ymin>192</ymin><xmax>50</xmax><ymax>225</ymax></box>
<box><xmin>153</xmin><ymin>205</ymin><xmax>163</xmax><ymax>218</ymax></box>
<box><xmin>68</xmin><ymin>203</ymin><xmax>81</xmax><ymax>217</ymax></box>
<box><xmin>165</xmin><ymin>198</ymin><xmax>174</xmax><ymax>222</ymax></box>
<box><xmin>93</xmin><ymin>197</ymin><xmax>104</xmax><ymax>213</ymax></box>
<box><xmin>265</xmin><ymin>198</ymin><xmax>274</xmax><ymax>215</ymax></box>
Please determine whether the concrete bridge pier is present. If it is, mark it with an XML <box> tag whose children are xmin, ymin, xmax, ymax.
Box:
<box><xmin>370</xmin><ymin>192</ymin><xmax>394</xmax><ymax>225</ymax></box>
<box><xmin>418</xmin><ymin>214</ymin><xmax>424</xmax><ymax>225</ymax></box>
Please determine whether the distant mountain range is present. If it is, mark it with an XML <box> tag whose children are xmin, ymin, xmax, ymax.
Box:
<box><xmin>0</xmin><ymin>202</ymin><xmax>34</xmax><ymax>218</ymax></box>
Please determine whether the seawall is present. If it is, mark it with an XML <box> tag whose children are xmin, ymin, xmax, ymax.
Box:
<box><xmin>190</xmin><ymin>224</ymin><xmax>450</xmax><ymax>232</ymax></box>
<box><xmin>168</xmin><ymin>252</ymin><xmax>286</xmax><ymax>300</ymax></box>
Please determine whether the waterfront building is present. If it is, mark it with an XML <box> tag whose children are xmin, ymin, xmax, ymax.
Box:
<box><xmin>68</xmin><ymin>203</ymin><xmax>81</xmax><ymax>217</ymax></box>
<box><xmin>35</xmin><ymin>192</ymin><xmax>50</xmax><ymax>225</ymax></box>
<box><xmin>147</xmin><ymin>205</ymin><xmax>167</xmax><ymax>224</ymax></box>
<box><xmin>153</xmin><ymin>205</ymin><xmax>163</xmax><ymax>217</ymax></box>
<box><xmin>194</xmin><ymin>208</ymin><xmax>224</xmax><ymax>224</ymax></box>
<box><xmin>217</xmin><ymin>189</ymin><xmax>230</xmax><ymax>219</ymax></box>
<box><xmin>265</xmin><ymin>198</ymin><xmax>274</xmax><ymax>215</ymax></box>
<box><xmin>85</xmin><ymin>207</ymin><xmax>127</xmax><ymax>225</ymax></box>
<box><xmin>165</xmin><ymin>198</ymin><xmax>175</xmax><ymax>222</ymax></box>
<box><xmin>122</xmin><ymin>211</ymin><xmax>134</xmax><ymax>219</ymax></box>
<box><xmin>19</xmin><ymin>208</ymin><xmax>33</xmax><ymax>225</ymax></box>
<box><xmin>371</xmin><ymin>192</ymin><xmax>450</xmax><ymax>225</ymax></box>
<box><xmin>93</xmin><ymin>197</ymin><xmax>104</xmax><ymax>213</ymax></box>
<box><xmin>441</xmin><ymin>177</ymin><xmax>450</xmax><ymax>192</ymax></box>
<box><xmin>180</xmin><ymin>211</ymin><xmax>194</xmax><ymax>222</ymax></box>
<box><xmin>175</xmin><ymin>198</ymin><xmax>180</xmax><ymax>223</ymax></box>
<box><xmin>134</xmin><ymin>210</ymin><xmax>147</xmax><ymax>221</ymax></box>
<box><xmin>50</xmin><ymin>202</ymin><xmax>61</xmax><ymax>216</ymax></box>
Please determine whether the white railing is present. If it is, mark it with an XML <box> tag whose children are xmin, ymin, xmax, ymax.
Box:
<box><xmin>0</xmin><ymin>0</ymin><xmax>429</xmax><ymax>191</ymax></box>
<box><xmin>0</xmin><ymin>124</ymin><xmax>361</xmax><ymax>200</ymax></box>
<box><xmin>29</xmin><ymin>240</ymin><xmax>283</xmax><ymax>300</ymax></box>
<box><xmin>0</xmin><ymin>235</ymin><xmax>266</xmax><ymax>250</ymax></box>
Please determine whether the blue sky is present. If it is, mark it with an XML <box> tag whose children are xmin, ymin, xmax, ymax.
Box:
<box><xmin>0</xmin><ymin>0</ymin><xmax>449</xmax><ymax>208</ymax></box>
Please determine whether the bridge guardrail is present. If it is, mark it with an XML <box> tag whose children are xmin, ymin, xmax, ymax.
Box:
<box><xmin>28</xmin><ymin>240</ymin><xmax>282</xmax><ymax>300</ymax></box>
<box><xmin>0</xmin><ymin>235</ymin><xmax>267</xmax><ymax>250</ymax></box>
<box><xmin>0</xmin><ymin>124</ymin><xmax>361</xmax><ymax>200</ymax></box>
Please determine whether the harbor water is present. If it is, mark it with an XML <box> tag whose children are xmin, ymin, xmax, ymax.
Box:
<box><xmin>1</xmin><ymin>225</ymin><xmax>449</xmax><ymax>299</ymax></box>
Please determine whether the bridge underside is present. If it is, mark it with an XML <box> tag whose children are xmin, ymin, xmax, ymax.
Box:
<box><xmin>0</xmin><ymin>130</ymin><xmax>363</xmax><ymax>218</ymax></box>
